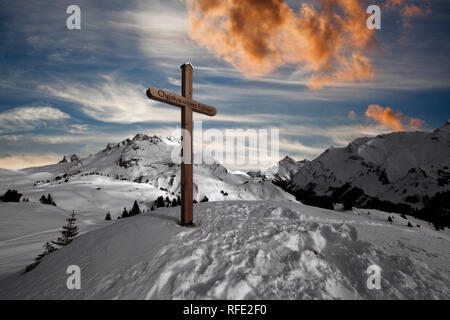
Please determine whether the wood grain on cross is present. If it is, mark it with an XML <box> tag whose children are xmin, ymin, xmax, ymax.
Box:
<box><xmin>146</xmin><ymin>63</ymin><xmax>217</xmax><ymax>226</ymax></box>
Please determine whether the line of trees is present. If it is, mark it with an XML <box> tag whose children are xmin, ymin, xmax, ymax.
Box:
<box><xmin>0</xmin><ymin>189</ymin><xmax>22</xmax><ymax>202</ymax></box>
<box><xmin>120</xmin><ymin>200</ymin><xmax>142</xmax><ymax>219</ymax></box>
<box><xmin>40</xmin><ymin>193</ymin><xmax>56</xmax><ymax>206</ymax></box>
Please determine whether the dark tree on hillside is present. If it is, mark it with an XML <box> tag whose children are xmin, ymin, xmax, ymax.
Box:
<box><xmin>121</xmin><ymin>208</ymin><xmax>129</xmax><ymax>218</ymax></box>
<box><xmin>35</xmin><ymin>241</ymin><xmax>57</xmax><ymax>262</ymax></box>
<box><xmin>156</xmin><ymin>196</ymin><xmax>165</xmax><ymax>208</ymax></box>
<box><xmin>25</xmin><ymin>241</ymin><xmax>58</xmax><ymax>273</ymax></box>
<box><xmin>200</xmin><ymin>196</ymin><xmax>209</xmax><ymax>203</ymax></box>
<box><xmin>40</xmin><ymin>193</ymin><xmax>56</xmax><ymax>206</ymax></box>
<box><xmin>165</xmin><ymin>196</ymin><xmax>170</xmax><ymax>207</ymax></box>
<box><xmin>172</xmin><ymin>198</ymin><xmax>178</xmax><ymax>207</ymax></box>
<box><xmin>0</xmin><ymin>189</ymin><xmax>22</xmax><ymax>202</ymax></box>
<box><xmin>47</xmin><ymin>194</ymin><xmax>56</xmax><ymax>206</ymax></box>
<box><xmin>130</xmin><ymin>200</ymin><xmax>140</xmax><ymax>216</ymax></box>
<box><xmin>177</xmin><ymin>196</ymin><xmax>181</xmax><ymax>206</ymax></box>
<box><xmin>105</xmin><ymin>211</ymin><xmax>112</xmax><ymax>220</ymax></box>
<box><xmin>52</xmin><ymin>211</ymin><xmax>79</xmax><ymax>247</ymax></box>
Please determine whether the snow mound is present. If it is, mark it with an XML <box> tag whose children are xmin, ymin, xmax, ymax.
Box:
<box><xmin>1</xmin><ymin>201</ymin><xmax>449</xmax><ymax>300</ymax></box>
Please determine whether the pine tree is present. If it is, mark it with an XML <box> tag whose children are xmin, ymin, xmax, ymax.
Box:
<box><xmin>156</xmin><ymin>196</ymin><xmax>165</xmax><ymax>208</ymax></box>
<box><xmin>121</xmin><ymin>207</ymin><xmax>129</xmax><ymax>218</ymax></box>
<box><xmin>25</xmin><ymin>241</ymin><xmax>58</xmax><ymax>272</ymax></box>
<box><xmin>177</xmin><ymin>196</ymin><xmax>181</xmax><ymax>206</ymax></box>
<box><xmin>47</xmin><ymin>193</ymin><xmax>56</xmax><ymax>206</ymax></box>
<box><xmin>52</xmin><ymin>211</ymin><xmax>79</xmax><ymax>246</ymax></box>
<box><xmin>172</xmin><ymin>198</ymin><xmax>177</xmax><ymax>207</ymax></box>
<box><xmin>165</xmin><ymin>196</ymin><xmax>170</xmax><ymax>207</ymax></box>
<box><xmin>105</xmin><ymin>211</ymin><xmax>112</xmax><ymax>220</ymax></box>
<box><xmin>201</xmin><ymin>196</ymin><xmax>209</xmax><ymax>203</ymax></box>
<box><xmin>130</xmin><ymin>200</ymin><xmax>140</xmax><ymax>216</ymax></box>
<box><xmin>40</xmin><ymin>195</ymin><xmax>47</xmax><ymax>204</ymax></box>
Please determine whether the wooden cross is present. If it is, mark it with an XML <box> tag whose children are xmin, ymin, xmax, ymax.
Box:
<box><xmin>146</xmin><ymin>63</ymin><xmax>217</xmax><ymax>226</ymax></box>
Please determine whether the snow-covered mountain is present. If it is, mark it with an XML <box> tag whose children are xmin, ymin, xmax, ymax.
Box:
<box><xmin>283</xmin><ymin>121</ymin><xmax>450</xmax><ymax>227</ymax></box>
<box><xmin>263</xmin><ymin>156</ymin><xmax>309</xmax><ymax>182</ymax></box>
<box><xmin>7</xmin><ymin>134</ymin><xmax>294</xmax><ymax>208</ymax></box>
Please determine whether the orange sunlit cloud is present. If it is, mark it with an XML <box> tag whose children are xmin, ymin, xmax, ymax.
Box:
<box><xmin>365</xmin><ymin>104</ymin><xmax>425</xmax><ymax>131</ymax></box>
<box><xmin>385</xmin><ymin>0</ymin><xmax>430</xmax><ymax>27</ymax></box>
<box><xmin>186</xmin><ymin>0</ymin><xmax>376</xmax><ymax>89</ymax></box>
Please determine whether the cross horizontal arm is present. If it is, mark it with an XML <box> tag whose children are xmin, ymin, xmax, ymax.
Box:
<box><xmin>146</xmin><ymin>87</ymin><xmax>217</xmax><ymax>117</ymax></box>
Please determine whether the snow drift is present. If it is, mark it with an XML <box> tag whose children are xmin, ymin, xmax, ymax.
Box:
<box><xmin>1</xmin><ymin>201</ymin><xmax>449</xmax><ymax>300</ymax></box>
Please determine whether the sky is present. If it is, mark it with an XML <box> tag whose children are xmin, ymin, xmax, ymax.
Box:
<box><xmin>0</xmin><ymin>0</ymin><xmax>449</xmax><ymax>170</ymax></box>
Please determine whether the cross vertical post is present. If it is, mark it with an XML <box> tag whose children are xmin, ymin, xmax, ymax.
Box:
<box><xmin>181</xmin><ymin>63</ymin><xmax>194</xmax><ymax>226</ymax></box>
<box><xmin>146</xmin><ymin>63</ymin><xmax>217</xmax><ymax>227</ymax></box>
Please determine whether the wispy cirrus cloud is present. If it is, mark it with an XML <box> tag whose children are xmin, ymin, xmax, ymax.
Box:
<box><xmin>0</xmin><ymin>106</ymin><xmax>70</xmax><ymax>133</ymax></box>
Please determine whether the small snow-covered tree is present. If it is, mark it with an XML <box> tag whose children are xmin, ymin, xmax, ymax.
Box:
<box><xmin>25</xmin><ymin>241</ymin><xmax>58</xmax><ymax>272</ymax></box>
<box><xmin>52</xmin><ymin>211</ymin><xmax>79</xmax><ymax>247</ymax></box>
<box><xmin>105</xmin><ymin>211</ymin><xmax>112</xmax><ymax>220</ymax></box>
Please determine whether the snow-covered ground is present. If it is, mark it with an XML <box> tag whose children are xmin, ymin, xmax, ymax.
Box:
<box><xmin>0</xmin><ymin>201</ymin><xmax>449</xmax><ymax>299</ymax></box>
<box><xmin>0</xmin><ymin>202</ymin><xmax>107</xmax><ymax>280</ymax></box>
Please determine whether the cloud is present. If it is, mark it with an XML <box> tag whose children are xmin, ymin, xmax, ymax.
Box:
<box><xmin>364</xmin><ymin>104</ymin><xmax>424</xmax><ymax>131</ymax></box>
<box><xmin>0</xmin><ymin>153</ymin><xmax>62</xmax><ymax>170</ymax></box>
<box><xmin>186</xmin><ymin>0</ymin><xmax>376</xmax><ymax>89</ymax></box>
<box><xmin>39</xmin><ymin>74</ymin><xmax>320</xmax><ymax>125</ymax></box>
<box><xmin>0</xmin><ymin>106</ymin><xmax>70</xmax><ymax>133</ymax></box>
<box><xmin>384</xmin><ymin>0</ymin><xmax>431</xmax><ymax>27</ymax></box>
<box><xmin>408</xmin><ymin>117</ymin><xmax>425</xmax><ymax>130</ymax></box>
<box><xmin>39</xmin><ymin>75</ymin><xmax>182</xmax><ymax>124</ymax></box>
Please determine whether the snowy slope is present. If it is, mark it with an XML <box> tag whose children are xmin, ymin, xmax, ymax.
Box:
<box><xmin>289</xmin><ymin>121</ymin><xmax>450</xmax><ymax>208</ymax></box>
<box><xmin>0</xmin><ymin>202</ymin><xmax>107</xmax><ymax>279</ymax></box>
<box><xmin>0</xmin><ymin>201</ymin><xmax>448</xmax><ymax>299</ymax></box>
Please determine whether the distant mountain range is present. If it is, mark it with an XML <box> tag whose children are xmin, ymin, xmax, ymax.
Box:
<box><xmin>264</xmin><ymin>121</ymin><xmax>450</xmax><ymax>229</ymax></box>
<box><xmin>6</xmin><ymin>121</ymin><xmax>450</xmax><ymax>228</ymax></box>
<box><xmin>22</xmin><ymin>133</ymin><xmax>294</xmax><ymax>203</ymax></box>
